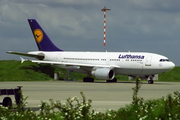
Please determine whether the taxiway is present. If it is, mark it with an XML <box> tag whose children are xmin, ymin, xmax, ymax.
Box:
<box><xmin>0</xmin><ymin>81</ymin><xmax>179</xmax><ymax>112</ymax></box>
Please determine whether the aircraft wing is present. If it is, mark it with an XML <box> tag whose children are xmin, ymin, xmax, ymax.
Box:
<box><xmin>21</xmin><ymin>58</ymin><xmax>121</xmax><ymax>69</ymax></box>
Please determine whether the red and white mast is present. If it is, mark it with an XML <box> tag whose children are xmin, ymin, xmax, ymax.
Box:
<box><xmin>101</xmin><ymin>6</ymin><xmax>111</xmax><ymax>51</ymax></box>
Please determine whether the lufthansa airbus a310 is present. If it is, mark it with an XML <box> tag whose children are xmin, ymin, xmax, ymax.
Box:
<box><xmin>7</xmin><ymin>19</ymin><xmax>175</xmax><ymax>84</ymax></box>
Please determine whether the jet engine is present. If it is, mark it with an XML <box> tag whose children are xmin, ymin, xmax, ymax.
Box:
<box><xmin>91</xmin><ymin>68</ymin><xmax>115</xmax><ymax>80</ymax></box>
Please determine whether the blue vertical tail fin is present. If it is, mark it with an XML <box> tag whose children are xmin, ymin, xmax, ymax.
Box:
<box><xmin>28</xmin><ymin>19</ymin><xmax>63</xmax><ymax>51</ymax></box>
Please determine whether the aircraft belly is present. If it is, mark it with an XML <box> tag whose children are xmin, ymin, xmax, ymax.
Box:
<box><xmin>115</xmin><ymin>68</ymin><xmax>143</xmax><ymax>75</ymax></box>
<box><xmin>142</xmin><ymin>69</ymin><xmax>171</xmax><ymax>75</ymax></box>
<box><xmin>117</xmin><ymin>62</ymin><xmax>143</xmax><ymax>75</ymax></box>
<box><xmin>115</xmin><ymin>68</ymin><xmax>170</xmax><ymax>76</ymax></box>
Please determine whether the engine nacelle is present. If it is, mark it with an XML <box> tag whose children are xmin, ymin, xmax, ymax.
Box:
<box><xmin>91</xmin><ymin>68</ymin><xmax>115</xmax><ymax>80</ymax></box>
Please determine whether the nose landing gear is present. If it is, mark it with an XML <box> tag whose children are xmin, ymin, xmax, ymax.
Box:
<box><xmin>148</xmin><ymin>80</ymin><xmax>154</xmax><ymax>84</ymax></box>
<box><xmin>148</xmin><ymin>76</ymin><xmax>154</xmax><ymax>84</ymax></box>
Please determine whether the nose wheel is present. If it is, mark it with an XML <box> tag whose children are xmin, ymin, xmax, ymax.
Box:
<box><xmin>148</xmin><ymin>76</ymin><xmax>154</xmax><ymax>84</ymax></box>
<box><xmin>148</xmin><ymin>80</ymin><xmax>154</xmax><ymax>84</ymax></box>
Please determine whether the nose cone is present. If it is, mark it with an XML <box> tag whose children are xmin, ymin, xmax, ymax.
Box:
<box><xmin>164</xmin><ymin>62</ymin><xmax>175</xmax><ymax>70</ymax></box>
<box><xmin>169</xmin><ymin>62</ymin><xmax>175</xmax><ymax>70</ymax></box>
<box><xmin>160</xmin><ymin>61</ymin><xmax>175</xmax><ymax>72</ymax></box>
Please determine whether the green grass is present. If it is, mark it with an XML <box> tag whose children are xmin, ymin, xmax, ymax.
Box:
<box><xmin>0</xmin><ymin>60</ymin><xmax>179</xmax><ymax>81</ymax></box>
<box><xmin>159</xmin><ymin>67</ymin><xmax>180</xmax><ymax>81</ymax></box>
<box><xmin>0</xmin><ymin>60</ymin><xmax>56</xmax><ymax>81</ymax></box>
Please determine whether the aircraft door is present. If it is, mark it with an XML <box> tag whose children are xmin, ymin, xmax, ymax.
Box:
<box><xmin>106</xmin><ymin>57</ymin><xmax>110</xmax><ymax>65</ymax></box>
<box><xmin>145</xmin><ymin>56</ymin><xmax>152</xmax><ymax>66</ymax></box>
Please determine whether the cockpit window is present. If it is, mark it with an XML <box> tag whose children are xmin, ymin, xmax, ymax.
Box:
<box><xmin>159</xmin><ymin>59</ymin><xmax>170</xmax><ymax>62</ymax></box>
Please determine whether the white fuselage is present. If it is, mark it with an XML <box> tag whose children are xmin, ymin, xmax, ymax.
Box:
<box><xmin>29</xmin><ymin>51</ymin><xmax>175</xmax><ymax>76</ymax></box>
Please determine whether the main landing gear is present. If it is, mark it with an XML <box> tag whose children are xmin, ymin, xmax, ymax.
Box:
<box><xmin>83</xmin><ymin>77</ymin><xmax>94</xmax><ymax>82</ymax></box>
<box><xmin>106</xmin><ymin>78</ymin><xmax>117</xmax><ymax>82</ymax></box>
<box><xmin>83</xmin><ymin>77</ymin><xmax>117</xmax><ymax>82</ymax></box>
<box><xmin>83</xmin><ymin>73</ymin><xmax>117</xmax><ymax>82</ymax></box>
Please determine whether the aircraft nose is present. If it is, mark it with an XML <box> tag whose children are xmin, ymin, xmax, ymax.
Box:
<box><xmin>159</xmin><ymin>61</ymin><xmax>175</xmax><ymax>72</ymax></box>
<box><xmin>168</xmin><ymin>62</ymin><xmax>175</xmax><ymax>70</ymax></box>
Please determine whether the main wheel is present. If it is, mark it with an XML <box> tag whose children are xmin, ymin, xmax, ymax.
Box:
<box><xmin>2</xmin><ymin>97</ymin><xmax>12</xmax><ymax>108</ymax></box>
<box><xmin>83</xmin><ymin>77</ymin><xmax>94</xmax><ymax>82</ymax></box>
<box><xmin>106</xmin><ymin>78</ymin><xmax>117</xmax><ymax>82</ymax></box>
<box><xmin>112</xmin><ymin>78</ymin><xmax>117</xmax><ymax>82</ymax></box>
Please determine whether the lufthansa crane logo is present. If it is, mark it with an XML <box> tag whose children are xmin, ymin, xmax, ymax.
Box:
<box><xmin>34</xmin><ymin>29</ymin><xmax>43</xmax><ymax>43</ymax></box>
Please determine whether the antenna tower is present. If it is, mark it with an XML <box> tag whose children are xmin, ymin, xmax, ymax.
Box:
<box><xmin>101</xmin><ymin>6</ymin><xmax>111</xmax><ymax>51</ymax></box>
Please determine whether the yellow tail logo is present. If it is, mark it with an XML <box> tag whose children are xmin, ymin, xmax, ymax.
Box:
<box><xmin>34</xmin><ymin>29</ymin><xmax>43</xmax><ymax>43</ymax></box>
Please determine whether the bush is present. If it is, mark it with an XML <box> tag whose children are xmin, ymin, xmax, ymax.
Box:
<box><xmin>1</xmin><ymin>77</ymin><xmax>180</xmax><ymax>119</ymax></box>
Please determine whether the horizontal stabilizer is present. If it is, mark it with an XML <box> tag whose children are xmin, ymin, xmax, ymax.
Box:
<box><xmin>20</xmin><ymin>57</ymin><xmax>31</xmax><ymax>63</ymax></box>
<box><xmin>7</xmin><ymin>51</ymin><xmax>44</xmax><ymax>60</ymax></box>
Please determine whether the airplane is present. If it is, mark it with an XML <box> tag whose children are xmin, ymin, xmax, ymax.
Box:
<box><xmin>7</xmin><ymin>19</ymin><xmax>175</xmax><ymax>84</ymax></box>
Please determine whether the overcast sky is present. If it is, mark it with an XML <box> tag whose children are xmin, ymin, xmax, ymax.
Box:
<box><xmin>1</xmin><ymin>0</ymin><xmax>180</xmax><ymax>65</ymax></box>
